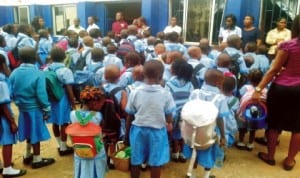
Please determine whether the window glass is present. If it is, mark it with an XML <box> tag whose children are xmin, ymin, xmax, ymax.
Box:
<box><xmin>14</xmin><ymin>6</ymin><xmax>30</xmax><ymax>24</ymax></box>
<box><xmin>53</xmin><ymin>5</ymin><xmax>77</xmax><ymax>35</ymax></box>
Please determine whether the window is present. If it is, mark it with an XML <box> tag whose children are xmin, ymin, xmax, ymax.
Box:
<box><xmin>261</xmin><ymin>0</ymin><xmax>299</xmax><ymax>38</ymax></box>
<box><xmin>52</xmin><ymin>5</ymin><xmax>77</xmax><ymax>35</ymax></box>
<box><xmin>14</xmin><ymin>6</ymin><xmax>30</xmax><ymax>24</ymax></box>
<box><xmin>170</xmin><ymin>0</ymin><xmax>226</xmax><ymax>44</ymax></box>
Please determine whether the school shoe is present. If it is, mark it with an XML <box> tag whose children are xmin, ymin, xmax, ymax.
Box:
<box><xmin>235</xmin><ymin>142</ymin><xmax>246</xmax><ymax>150</ymax></box>
<box><xmin>23</xmin><ymin>155</ymin><xmax>33</xmax><ymax>165</ymax></box>
<box><xmin>246</xmin><ymin>143</ymin><xmax>254</xmax><ymax>151</ymax></box>
<box><xmin>31</xmin><ymin>158</ymin><xmax>55</xmax><ymax>169</ymax></box>
<box><xmin>178</xmin><ymin>153</ymin><xmax>187</xmax><ymax>163</ymax></box>
<box><xmin>58</xmin><ymin>147</ymin><xmax>74</xmax><ymax>156</ymax></box>
<box><xmin>2</xmin><ymin>169</ymin><xmax>27</xmax><ymax>178</ymax></box>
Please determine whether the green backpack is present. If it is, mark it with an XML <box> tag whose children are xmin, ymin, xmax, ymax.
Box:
<box><xmin>44</xmin><ymin>67</ymin><xmax>64</xmax><ymax>102</ymax></box>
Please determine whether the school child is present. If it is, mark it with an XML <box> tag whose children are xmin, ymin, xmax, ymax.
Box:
<box><xmin>185</xmin><ymin>69</ymin><xmax>228</xmax><ymax>178</ymax></box>
<box><xmin>9</xmin><ymin>47</ymin><xmax>55</xmax><ymax>169</ymax></box>
<box><xmin>165</xmin><ymin>32</ymin><xmax>188</xmax><ymax>59</ymax></box>
<box><xmin>0</xmin><ymin>35</ymin><xmax>10</xmax><ymax>68</ymax></box>
<box><xmin>254</xmin><ymin>44</ymin><xmax>270</xmax><ymax>74</ymax></box>
<box><xmin>221</xmin><ymin>76</ymin><xmax>239</xmax><ymax>147</ymax></box>
<box><xmin>144</xmin><ymin>36</ymin><xmax>157</xmax><ymax>61</ymax></box>
<box><xmin>87</xmin><ymin>48</ymin><xmax>105</xmax><ymax>87</ymax></box>
<box><xmin>81</xmin><ymin>36</ymin><xmax>93</xmax><ymax>66</ymax></box>
<box><xmin>37</xmin><ymin>29</ymin><xmax>52</xmax><ymax>68</ymax></box>
<box><xmin>125</xmin><ymin>60</ymin><xmax>176</xmax><ymax>178</ymax></box>
<box><xmin>103</xmin><ymin>43</ymin><xmax>123</xmax><ymax>71</ymax></box>
<box><xmin>0</xmin><ymin>54</ymin><xmax>27</xmax><ymax>177</ymax></box>
<box><xmin>46</xmin><ymin>47</ymin><xmax>76</xmax><ymax>156</ymax></box>
<box><xmin>165</xmin><ymin>59</ymin><xmax>194</xmax><ymax>163</ymax></box>
<box><xmin>64</xmin><ymin>37</ymin><xmax>80</xmax><ymax>69</ymax></box>
<box><xmin>89</xmin><ymin>28</ymin><xmax>102</xmax><ymax>48</ymax></box>
<box><xmin>103</xmin><ymin>65</ymin><xmax>128</xmax><ymax>167</ymax></box>
<box><xmin>118</xmin><ymin>51</ymin><xmax>141</xmax><ymax>87</ymax></box>
<box><xmin>243</xmin><ymin>42</ymin><xmax>258</xmax><ymax>70</ymax></box>
<box><xmin>125</xmin><ymin>65</ymin><xmax>144</xmax><ymax>95</ymax></box>
<box><xmin>236</xmin><ymin>69</ymin><xmax>267</xmax><ymax>151</ymax></box>
<box><xmin>162</xmin><ymin>51</ymin><xmax>183</xmax><ymax>84</ymax></box>
<box><xmin>69</xmin><ymin>87</ymin><xmax>107</xmax><ymax>178</ymax></box>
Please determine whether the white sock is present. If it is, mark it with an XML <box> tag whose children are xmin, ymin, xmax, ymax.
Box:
<box><xmin>24</xmin><ymin>143</ymin><xmax>32</xmax><ymax>158</ymax></box>
<box><xmin>172</xmin><ymin>152</ymin><xmax>179</xmax><ymax>159</ymax></box>
<box><xmin>204</xmin><ymin>170</ymin><xmax>211</xmax><ymax>178</ymax></box>
<box><xmin>60</xmin><ymin>141</ymin><xmax>67</xmax><ymax>151</ymax></box>
<box><xmin>110</xmin><ymin>158</ymin><xmax>114</xmax><ymax>164</ymax></box>
<box><xmin>33</xmin><ymin>155</ymin><xmax>42</xmax><ymax>163</ymax></box>
<box><xmin>3</xmin><ymin>166</ymin><xmax>21</xmax><ymax>175</ymax></box>
<box><xmin>55</xmin><ymin>137</ymin><xmax>62</xmax><ymax>148</ymax></box>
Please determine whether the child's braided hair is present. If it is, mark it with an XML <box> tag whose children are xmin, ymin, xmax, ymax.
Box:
<box><xmin>80</xmin><ymin>86</ymin><xmax>105</xmax><ymax>111</ymax></box>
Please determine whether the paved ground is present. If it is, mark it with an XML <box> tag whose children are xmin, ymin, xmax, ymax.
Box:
<box><xmin>6</xmin><ymin>104</ymin><xmax>300</xmax><ymax>178</ymax></box>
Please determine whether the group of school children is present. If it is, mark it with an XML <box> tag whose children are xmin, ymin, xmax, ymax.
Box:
<box><xmin>0</xmin><ymin>21</ymin><xmax>272</xmax><ymax>178</ymax></box>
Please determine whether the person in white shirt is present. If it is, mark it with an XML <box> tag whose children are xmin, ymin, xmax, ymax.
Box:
<box><xmin>163</xmin><ymin>17</ymin><xmax>182</xmax><ymax>35</ymax></box>
<box><xmin>68</xmin><ymin>18</ymin><xmax>85</xmax><ymax>34</ymax></box>
<box><xmin>86</xmin><ymin>16</ymin><xmax>100</xmax><ymax>34</ymax></box>
<box><xmin>219</xmin><ymin>14</ymin><xmax>242</xmax><ymax>44</ymax></box>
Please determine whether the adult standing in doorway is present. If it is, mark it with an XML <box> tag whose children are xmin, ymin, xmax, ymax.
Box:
<box><xmin>68</xmin><ymin>18</ymin><xmax>85</xmax><ymax>34</ymax></box>
<box><xmin>31</xmin><ymin>16</ymin><xmax>46</xmax><ymax>33</ymax></box>
<box><xmin>253</xmin><ymin>14</ymin><xmax>300</xmax><ymax>171</ymax></box>
<box><xmin>163</xmin><ymin>17</ymin><xmax>182</xmax><ymax>35</ymax></box>
<box><xmin>136</xmin><ymin>17</ymin><xmax>150</xmax><ymax>36</ymax></box>
<box><xmin>218</xmin><ymin>14</ymin><xmax>242</xmax><ymax>44</ymax></box>
<box><xmin>112</xmin><ymin>12</ymin><xmax>128</xmax><ymax>36</ymax></box>
<box><xmin>265</xmin><ymin>17</ymin><xmax>291</xmax><ymax>60</ymax></box>
<box><xmin>242</xmin><ymin>15</ymin><xmax>261</xmax><ymax>50</ymax></box>
<box><xmin>86</xmin><ymin>16</ymin><xmax>100</xmax><ymax>34</ymax></box>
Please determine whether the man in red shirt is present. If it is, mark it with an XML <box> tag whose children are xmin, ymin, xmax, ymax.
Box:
<box><xmin>112</xmin><ymin>12</ymin><xmax>128</xmax><ymax>36</ymax></box>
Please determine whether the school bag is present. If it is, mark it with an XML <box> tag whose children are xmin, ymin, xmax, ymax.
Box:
<box><xmin>74</xmin><ymin>63</ymin><xmax>103</xmax><ymax>86</ymax></box>
<box><xmin>64</xmin><ymin>50</ymin><xmax>79</xmax><ymax>68</ymax></box>
<box><xmin>191</xmin><ymin>63</ymin><xmax>205</xmax><ymax>89</ymax></box>
<box><xmin>116</xmin><ymin>40</ymin><xmax>135</xmax><ymax>61</ymax></box>
<box><xmin>180</xmin><ymin>94</ymin><xmax>220</xmax><ymax>150</ymax></box>
<box><xmin>100</xmin><ymin>87</ymin><xmax>125</xmax><ymax>139</ymax></box>
<box><xmin>44</xmin><ymin>67</ymin><xmax>64</xmax><ymax>102</ymax></box>
<box><xmin>66</xmin><ymin>111</ymin><xmax>103</xmax><ymax>158</ymax></box>
<box><xmin>7</xmin><ymin>37</ymin><xmax>24</xmax><ymax>70</ymax></box>
<box><xmin>70</xmin><ymin>49</ymin><xmax>91</xmax><ymax>73</ymax></box>
<box><xmin>166</xmin><ymin>80</ymin><xmax>193</xmax><ymax>128</ymax></box>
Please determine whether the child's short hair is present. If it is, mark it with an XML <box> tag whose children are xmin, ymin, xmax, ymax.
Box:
<box><xmin>171</xmin><ymin>59</ymin><xmax>193</xmax><ymax>81</ymax></box>
<box><xmin>222</xmin><ymin>76</ymin><xmax>236</xmax><ymax>94</ymax></box>
<box><xmin>204</xmin><ymin>69</ymin><xmax>224</xmax><ymax>87</ymax></box>
<box><xmin>89</xmin><ymin>28</ymin><xmax>102</xmax><ymax>39</ymax></box>
<box><xmin>82</xmin><ymin>36</ymin><xmax>94</xmax><ymax>47</ymax></box>
<box><xmin>124</xmin><ymin>51</ymin><xmax>141</xmax><ymax>67</ymax></box>
<box><xmin>188</xmin><ymin>46</ymin><xmax>201</xmax><ymax>59</ymax></box>
<box><xmin>217</xmin><ymin>52</ymin><xmax>231</xmax><ymax>68</ymax></box>
<box><xmin>67</xmin><ymin>30</ymin><xmax>78</xmax><ymax>39</ymax></box>
<box><xmin>78</xmin><ymin>30</ymin><xmax>88</xmax><ymax>39</ymax></box>
<box><xmin>143</xmin><ymin>30</ymin><xmax>151</xmax><ymax>38</ymax></box>
<box><xmin>147</xmin><ymin>36</ymin><xmax>156</xmax><ymax>46</ymax></box>
<box><xmin>104</xmin><ymin>65</ymin><xmax>120</xmax><ymax>83</ymax></box>
<box><xmin>127</xmin><ymin>25</ymin><xmax>138</xmax><ymax>35</ymax></box>
<box><xmin>91</xmin><ymin>48</ymin><xmax>104</xmax><ymax>62</ymax></box>
<box><xmin>19</xmin><ymin>47</ymin><xmax>37</xmax><ymax>64</ymax></box>
<box><xmin>156</xmin><ymin>31</ymin><xmax>165</xmax><ymax>43</ymax></box>
<box><xmin>38</xmin><ymin>29</ymin><xmax>48</xmax><ymax>39</ymax></box>
<box><xmin>167</xmin><ymin>31</ymin><xmax>179</xmax><ymax>42</ymax></box>
<box><xmin>132</xmin><ymin>65</ymin><xmax>144</xmax><ymax>82</ymax></box>
<box><xmin>68</xmin><ymin>37</ymin><xmax>78</xmax><ymax>48</ymax></box>
<box><xmin>106</xmin><ymin>31</ymin><xmax>115</xmax><ymax>39</ymax></box>
<box><xmin>244</xmin><ymin>42</ymin><xmax>257</xmax><ymax>53</ymax></box>
<box><xmin>248</xmin><ymin>69</ymin><xmax>263</xmax><ymax>86</ymax></box>
<box><xmin>257</xmin><ymin>44</ymin><xmax>268</xmax><ymax>55</ymax></box>
<box><xmin>227</xmin><ymin>34</ymin><xmax>241</xmax><ymax>49</ymax></box>
<box><xmin>0</xmin><ymin>35</ymin><xmax>6</xmax><ymax>47</ymax></box>
<box><xmin>143</xmin><ymin>60</ymin><xmax>164</xmax><ymax>81</ymax></box>
<box><xmin>120</xmin><ymin>29</ymin><xmax>128</xmax><ymax>39</ymax></box>
<box><xmin>106</xmin><ymin>43</ymin><xmax>117</xmax><ymax>54</ymax></box>
<box><xmin>166</xmin><ymin>51</ymin><xmax>183</xmax><ymax>64</ymax></box>
<box><xmin>244</xmin><ymin>55</ymin><xmax>254</xmax><ymax>68</ymax></box>
<box><xmin>102</xmin><ymin>37</ymin><xmax>111</xmax><ymax>47</ymax></box>
<box><xmin>50</xmin><ymin>46</ymin><xmax>66</xmax><ymax>62</ymax></box>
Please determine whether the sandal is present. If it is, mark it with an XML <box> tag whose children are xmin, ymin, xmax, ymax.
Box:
<box><xmin>283</xmin><ymin>158</ymin><xmax>296</xmax><ymax>171</ymax></box>
<box><xmin>257</xmin><ymin>152</ymin><xmax>275</xmax><ymax>166</ymax></box>
<box><xmin>31</xmin><ymin>158</ymin><xmax>55</xmax><ymax>169</ymax></box>
<box><xmin>2</xmin><ymin>169</ymin><xmax>26</xmax><ymax>178</ymax></box>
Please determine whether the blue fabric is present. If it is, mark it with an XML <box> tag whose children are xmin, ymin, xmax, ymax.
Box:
<box><xmin>9</xmin><ymin>63</ymin><xmax>50</xmax><ymax>111</ymax></box>
<box><xmin>48</xmin><ymin>93</ymin><xmax>71</xmax><ymax>125</ymax></box>
<box><xmin>18</xmin><ymin>109</ymin><xmax>51</xmax><ymax>144</ymax></box>
<box><xmin>183</xmin><ymin>143</ymin><xmax>217</xmax><ymax>169</ymax></box>
<box><xmin>0</xmin><ymin>105</ymin><xmax>17</xmax><ymax>145</ymax></box>
<box><xmin>130</xmin><ymin>125</ymin><xmax>170</xmax><ymax>166</ymax></box>
<box><xmin>223</xmin><ymin>47</ymin><xmax>249</xmax><ymax>74</ymax></box>
<box><xmin>118</xmin><ymin>67</ymin><xmax>134</xmax><ymax>88</ymax></box>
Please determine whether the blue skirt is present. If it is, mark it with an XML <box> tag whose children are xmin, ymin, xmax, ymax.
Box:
<box><xmin>18</xmin><ymin>109</ymin><xmax>51</xmax><ymax>144</ymax></box>
<box><xmin>74</xmin><ymin>148</ymin><xmax>107</xmax><ymax>178</ymax></box>
<box><xmin>130</xmin><ymin>125</ymin><xmax>170</xmax><ymax>166</ymax></box>
<box><xmin>48</xmin><ymin>92</ymin><xmax>71</xmax><ymax>125</ymax></box>
<box><xmin>0</xmin><ymin>114</ymin><xmax>17</xmax><ymax>145</ymax></box>
<box><xmin>183</xmin><ymin>143</ymin><xmax>217</xmax><ymax>169</ymax></box>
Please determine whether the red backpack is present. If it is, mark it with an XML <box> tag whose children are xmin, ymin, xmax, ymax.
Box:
<box><xmin>7</xmin><ymin>37</ymin><xmax>24</xmax><ymax>70</ymax></box>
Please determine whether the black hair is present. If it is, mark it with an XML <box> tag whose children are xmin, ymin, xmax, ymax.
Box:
<box><xmin>89</xmin><ymin>16</ymin><xmax>99</xmax><ymax>23</ymax></box>
<box><xmin>50</xmin><ymin>46</ymin><xmax>66</xmax><ymax>62</ymax></box>
<box><xmin>89</xmin><ymin>28</ymin><xmax>102</xmax><ymax>39</ymax></box>
<box><xmin>125</xmin><ymin>51</ymin><xmax>141</xmax><ymax>67</ymax></box>
<box><xmin>222</xmin><ymin>76</ymin><xmax>236</xmax><ymax>94</ymax></box>
<box><xmin>245</xmin><ymin>42</ymin><xmax>257</xmax><ymax>52</ymax></box>
<box><xmin>143</xmin><ymin>60</ymin><xmax>164</xmax><ymax>80</ymax></box>
<box><xmin>0</xmin><ymin>35</ymin><xmax>6</xmax><ymax>47</ymax></box>
<box><xmin>2</xmin><ymin>24</ymin><xmax>15</xmax><ymax>34</ymax></box>
<box><xmin>91</xmin><ymin>48</ymin><xmax>104</xmax><ymax>62</ymax></box>
<box><xmin>167</xmin><ymin>31</ymin><xmax>179</xmax><ymax>42</ymax></box>
<box><xmin>248</xmin><ymin>69</ymin><xmax>263</xmax><ymax>86</ymax></box>
<box><xmin>38</xmin><ymin>29</ymin><xmax>48</xmax><ymax>39</ymax></box>
<box><xmin>19</xmin><ymin>47</ymin><xmax>36</xmax><ymax>63</ymax></box>
<box><xmin>68</xmin><ymin>37</ymin><xmax>78</xmax><ymax>48</ymax></box>
<box><xmin>106</xmin><ymin>43</ymin><xmax>117</xmax><ymax>54</ymax></box>
<box><xmin>225</xmin><ymin>14</ymin><xmax>237</xmax><ymax>27</ymax></box>
<box><xmin>245</xmin><ymin>15</ymin><xmax>255</xmax><ymax>22</ymax></box>
<box><xmin>171</xmin><ymin>59</ymin><xmax>193</xmax><ymax>82</ymax></box>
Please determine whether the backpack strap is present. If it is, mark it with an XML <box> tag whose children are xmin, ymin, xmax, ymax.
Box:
<box><xmin>109</xmin><ymin>87</ymin><xmax>124</xmax><ymax>96</ymax></box>
<box><xmin>75</xmin><ymin>111</ymin><xmax>96</xmax><ymax>125</ymax></box>
<box><xmin>15</xmin><ymin>37</ymin><xmax>25</xmax><ymax>48</ymax></box>
<box><xmin>228</xmin><ymin>97</ymin><xmax>238</xmax><ymax>109</ymax></box>
<box><xmin>210</xmin><ymin>94</ymin><xmax>220</xmax><ymax>104</ymax></box>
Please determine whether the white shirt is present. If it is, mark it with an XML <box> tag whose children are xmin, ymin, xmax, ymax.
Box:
<box><xmin>163</xmin><ymin>25</ymin><xmax>182</xmax><ymax>35</ymax></box>
<box><xmin>67</xmin><ymin>25</ymin><xmax>85</xmax><ymax>34</ymax></box>
<box><xmin>219</xmin><ymin>26</ymin><xmax>242</xmax><ymax>43</ymax></box>
<box><xmin>86</xmin><ymin>24</ymin><xmax>100</xmax><ymax>33</ymax></box>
